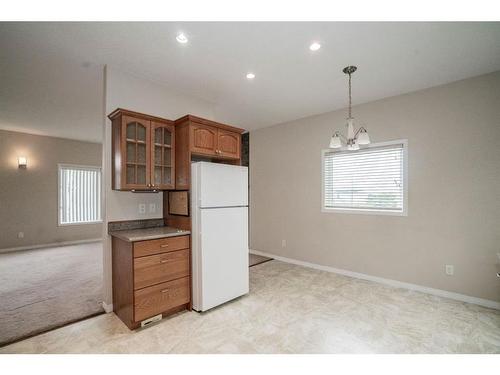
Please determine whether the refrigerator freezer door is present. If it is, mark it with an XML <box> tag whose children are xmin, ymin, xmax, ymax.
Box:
<box><xmin>197</xmin><ymin>162</ymin><xmax>248</xmax><ymax>208</ymax></box>
<box><xmin>194</xmin><ymin>206</ymin><xmax>249</xmax><ymax>312</ymax></box>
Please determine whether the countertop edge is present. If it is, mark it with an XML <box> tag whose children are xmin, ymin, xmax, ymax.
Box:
<box><xmin>109</xmin><ymin>229</ymin><xmax>191</xmax><ymax>243</ymax></box>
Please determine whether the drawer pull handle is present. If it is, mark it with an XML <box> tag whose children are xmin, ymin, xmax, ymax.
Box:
<box><xmin>161</xmin><ymin>289</ymin><xmax>169</xmax><ymax>293</ymax></box>
<box><xmin>160</xmin><ymin>259</ymin><xmax>169</xmax><ymax>263</ymax></box>
<box><xmin>160</xmin><ymin>244</ymin><xmax>169</xmax><ymax>248</ymax></box>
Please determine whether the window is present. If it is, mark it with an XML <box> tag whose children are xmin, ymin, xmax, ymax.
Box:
<box><xmin>322</xmin><ymin>140</ymin><xmax>407</xmax><ymax>216</ymax></box>
<box><xmin>58</xmin><ymin>164</ymin><xmax>102</xmax><ymax>225</ymax></box>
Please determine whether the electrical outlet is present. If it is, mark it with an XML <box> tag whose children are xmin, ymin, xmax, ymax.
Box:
<box><xmin>17</xmin><ymin>231</ymin><xmax>24</xmax><ymax>239</ymax></box>
<box><xmin>138</xmin><ymin>203</ymin><xmax>146</xmax><ymax>214</ymax></box>
<box><xmin>445</xmin><ymin>265</ymin><xmax>454</xmax><ymax>276</ymax></box>
<box><xmin>281</xmin><ymin>239</ymin><xmax>286</xmax><ymax>248</ymax></box>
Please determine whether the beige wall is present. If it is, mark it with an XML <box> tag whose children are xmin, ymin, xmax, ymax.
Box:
<box><xmin>250</xmin><ymin>71</ymin><xmax>500</xmax><ymax>302</ymax></box>
<box><xmin>102</xmin><ymin>67</ymin><xmax>216</xmax><ymax>306</ymax></box>
<box><xmin>0</xmin><ymin>129</ymin><xmax>102</xmax><ymax>250</ymax></box>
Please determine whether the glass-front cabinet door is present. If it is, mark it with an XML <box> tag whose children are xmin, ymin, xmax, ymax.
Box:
<box><xmin>151</xmin><ymin>121</ymin><xmax>175</xmax><ymax>190</ymax></box>
<box><xmin>121</xmin><ymin>116</ymin><xmax>151</xmax><ymax>189</ymax></box>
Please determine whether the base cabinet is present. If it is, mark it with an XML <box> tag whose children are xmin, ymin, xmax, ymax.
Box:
<box><xmin>111</xmin><ymin>235</ymin><xmax>191</xmax><ymax>329</ymax></box>
<box><xmin>134</xmin><ymin>277</ymin><xmax>190</xmax><ymax>322</ymax></box>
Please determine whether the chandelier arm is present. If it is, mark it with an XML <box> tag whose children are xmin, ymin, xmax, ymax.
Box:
<box><xmin>353</xmin><ymin>126</ymin><xmax>366</xmax><ymax>138</ymax></box>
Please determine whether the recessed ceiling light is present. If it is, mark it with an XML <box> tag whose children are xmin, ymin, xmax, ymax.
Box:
<box><xmin>309</xmin><ymin>42</ymin><xmax>321</xmax><ymax>51</ymax></box>
<box><xmin>246</xmin><ymin>72</ymin><xmax>255</xmax><ymax>80</ymax></box>
<box><xmin>176</xmin><ymin>32</ymin><xmax>188</xmax><ymax>44</ymax></box>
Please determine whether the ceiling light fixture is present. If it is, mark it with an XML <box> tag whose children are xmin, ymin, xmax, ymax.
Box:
<box><xmin>309</xmin><ymin>42</ymin><xmax>321</xmax><ymax>51</ymax></box>
<box><xmin>246</xmin><ymin>72</ymin><xmax>255</xmax><ymax>80</ymax></box>
<box><xmin>329</xmin><ymin>66</ymin><xmax>371</xmax><ymax>151</ymax></box>
<box><xmin>176</xmin><ymin>32</ymin><xmax>188</xmax><ymax>44</ymax></box>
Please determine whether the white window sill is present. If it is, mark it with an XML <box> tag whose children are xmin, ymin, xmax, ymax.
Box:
<box><xmin>58</xmin><ymin>220</ymin><xmax>103</xmax><ymax>227</ymax></box>
<box><xmin>321</xmin><ymin>207</ymin><xmax>407</xmax><ymax>217</ymax></box>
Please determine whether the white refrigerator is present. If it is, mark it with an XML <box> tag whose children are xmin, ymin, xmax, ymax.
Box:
<box><xmin>191</xmin><ymin>162</ymin><xmax>249</xmax><ymax>312</ymax></box>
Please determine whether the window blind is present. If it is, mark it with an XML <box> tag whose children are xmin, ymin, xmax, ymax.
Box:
<box><xmin>59</xmin><ymin>165</ymin><xmax>101</xmax><ymax>225</ymax></box>
<box><xmin>323</xmin><ymin>144</ymin><xmax>405</xmax><ymax>212</ymax></box>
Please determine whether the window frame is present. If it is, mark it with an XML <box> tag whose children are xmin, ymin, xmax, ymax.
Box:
<box><xmin>58</xmin><ymin>163</ymin><xmax>103</xmax><ymax>226</ymax></box>
<box><xmin>321</xmin><ymin>139</ymin><xmax>408</xmax><ymax>217</ymax></box>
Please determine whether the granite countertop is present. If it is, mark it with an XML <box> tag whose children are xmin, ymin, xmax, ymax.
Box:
<box><xmin>109</xmin><ymin>226</ymin><xmax>190</xmax><ymax>242</ymax></box>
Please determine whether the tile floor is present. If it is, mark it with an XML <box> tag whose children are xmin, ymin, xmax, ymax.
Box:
<box><xmin>1</xmin><ymin>260</ymin><xmax>499</xmax><ymax>353</ymax></box>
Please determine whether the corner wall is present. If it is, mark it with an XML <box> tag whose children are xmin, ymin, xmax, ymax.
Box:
<box><xmin>250</xmin><ymin>71</ymin><xmax>500</xmax><ymax>302</ymax></box>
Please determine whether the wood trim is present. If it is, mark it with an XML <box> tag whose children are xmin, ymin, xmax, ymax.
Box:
<box><xmin>111</xmin><ymin>116</ymin><xmax>121</xmax><ymax>190</ymax></box>
<box><xmin>175</xmin><ymin>114</ymin><xmax>245</xmax><ymax>134</ymax></box>
<box><xmin>108</xmin><ymin>108</ymin><xmax>173</xmax><ymax>125</ymax></box>
<box><xmin>112</xmin><ymin>238</ymin><xmax>135</xmax><ymax>329</ymax></box>
<box><xmin>174</xmin><ymin>120</ymin><xmax>191</xmax><ymax>190</ymax></box>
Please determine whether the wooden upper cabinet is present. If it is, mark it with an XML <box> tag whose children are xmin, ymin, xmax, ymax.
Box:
<box><xmin>109</xmin><ymin>109</ymin><xmax>175</xmax><ymax>191</ymax></box>
<box><xmin>217</xmin><ymin>129</ymin><xmax>241</xmax><ymax>159</ymax></box>
<box><xmin>174</xmin><ymin>115</ymin><xmax>245</xmax><ymax>190</ymax></box>
<box><xmin>190</xmin><ymin>123</ymin><xmax>218</xmax><ymax>156</ymax></box>
<box><xmin>121</xmin><ymin>115</ymin><xmax>151</xmax><ymax>190</ymax></box>
<box><xmin>151</xmin><ymin>121</ymin><xmax>175</xmax><ymax>190</ymax></box>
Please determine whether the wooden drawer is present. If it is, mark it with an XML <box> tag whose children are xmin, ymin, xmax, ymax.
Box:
<box><xmin>133</xmin><ymin>235</ymin><xmax>189</xmax><ymax>258</ymax></box>
<box><xmin>134</xmin><ymin>276</ymin><xmax>190</xmax><ymax>322</ymax></box>
<box><xmin>134</xmin><ymin>249</ymin><xmax>189</xmax><ymax>290</ymax></box>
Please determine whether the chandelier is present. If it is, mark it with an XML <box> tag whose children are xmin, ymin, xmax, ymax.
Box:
<box><xmin>329</xmin><ymin>66</ymin><xmax>370</xmax><ymax>150</ymax></box>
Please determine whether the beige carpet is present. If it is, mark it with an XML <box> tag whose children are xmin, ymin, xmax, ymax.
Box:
<box><xmin>249</xmin><ymin>253</ymin><xmax>272</xmax><ymax>267</ymax></box>
<box><xmin>0</xmin><ymin>242</ymin><xmax>104</xmax><ymax>346</ymax></box>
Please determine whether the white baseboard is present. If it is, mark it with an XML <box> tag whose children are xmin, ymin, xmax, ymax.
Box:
<box><xmin>101</xmin><ymin>301</ymin><xmax>113</xmax><ymax>313</ymax></box>
<box><xmin>0</xmin><ymin>238</ymin><xmax>103</xmax><ymax>254</ymax></box>
<box><xmin>250</xmin><ymin>249</ymin><xmax>500</xmax><ymax>310</ymax></box>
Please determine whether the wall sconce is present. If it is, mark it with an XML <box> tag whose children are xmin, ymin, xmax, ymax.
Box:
<box><xmin>18</xmin><ymin>156</ymin><xmax>27</xmax><ymax>169</ymax></box>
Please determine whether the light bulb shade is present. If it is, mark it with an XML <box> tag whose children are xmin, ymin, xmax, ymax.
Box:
<box><xmin>357</xmin><ymin>129</ymin><xmax>370</xmax><ymax>145</ymax></box>
<box><xmin>18</xmin><ymin>156</ymin><xmax>27</xmax><ymax>168</ymax></box>
<box><xmin>347</xmin><ymin>142</ymin><xmax>360</xmax><ymax>151</ymax></box>
<box><xmin>329</xmin><ymin>134</ymin><xmax>342</xmax><ymax>148</ymax></box>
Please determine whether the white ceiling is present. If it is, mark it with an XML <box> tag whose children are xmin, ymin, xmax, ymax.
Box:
<box><xmin>1</xmin><ymin>22</ymin><xmax>500</xmax><ymax>142</ymax></box>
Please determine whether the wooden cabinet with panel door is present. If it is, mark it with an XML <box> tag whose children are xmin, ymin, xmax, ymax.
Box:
<box><xmin>151</xmin><ymin>121</ymin><xmax>175</xmax><ymax>190</ymax></box>
<box><xmin>174</xmin><ymin>115</ymin><xmax>245</xmax><ymax>189</ymax></box>
<box><xmin>109</xmin><ymin>109</ymin><xmax>175</xmax><ymax>191</ymax></box>
<box><xmin>190</xmin><ymin>123</ymin><xmax>218</xmax><ymax>156</ymax></box>
<box><xmin>217</xmin><ymin>128</ymin><xmax>241</xmax><ymax>159</ymax></box>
